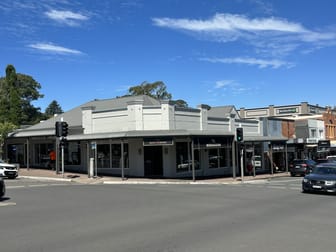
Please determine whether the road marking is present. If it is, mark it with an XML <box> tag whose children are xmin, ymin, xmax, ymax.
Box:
<box><xmin>7</xmin><ymin>185</ymin><xmax>25</xmax><ymax>189</ymax></box>
<box><xmin>7</xmin><ymin>183</ymin><xmax>71</xmax><ymax>189</ymax></box>
<box><xmin>29</xmin><ymin>184</ymin><xmax>50</xmax><ymax>187</ymax></box>
<box><xmin>0</xmin><ymin>202</ymin><xmax>16</xmax><ymax>207</ymax></box>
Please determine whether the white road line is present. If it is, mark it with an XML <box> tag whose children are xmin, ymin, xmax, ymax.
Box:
<box><xmin>7</xmin><ymin>185</ymin><xmax>25</xmax><ymax>189</ymax></box>
<box><xmin>29</xmin><ymin>184</ymin><xmax>50</xmax><ymax>187</ymax></box>
<box><xmin>0</xmin><ymin>202</ymin><xmax>16</xmax><ymax>207</ymax></box>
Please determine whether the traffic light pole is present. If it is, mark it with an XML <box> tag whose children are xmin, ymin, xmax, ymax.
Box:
<box><xmin>55</xmin><ymin>120</ymin><xmax>68</xmax><ymax>177</ymax></box>
<box><xmin>240</xmin><ymin>144</ymin><xmax>244</xmax><ymax>183</ymax></box>
<box><xmin>61</xmin><ymin>144</ymin><xmax>65</xmax><ymax>178</ymax></box>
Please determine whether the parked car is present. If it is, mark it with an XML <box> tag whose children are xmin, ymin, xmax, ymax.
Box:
<box><xmin>316</xmin><ymin>158</ymin><xmax>336</xmax><ymax>164</ymax></box>
<box><xmin>0</xmin><ymin>178</ymin><xmax>5</xmax><ymax>198</ymax></box>
<box><xmin>326</xmin><ymin>155</ymin><xmax>336</xmax><ymax>162</ymax></box>
<box><xmin>252</xmin><ymin>155</ymin><xmax>262</xmax><ymax>169</ymax></box>
<box><xmin>0</xmin><ymin>160</ymin><xmax>18</xmax><ymax>179</ymax></box>
<box><xmin>289</xmin><ymin>159</ymin><xmax>316</xmax><ymax>176</ymax></box>
<box><xmin>302</xmin><ymin>163</ymin><xmax>336</xmax><ymax>194</ymax></box>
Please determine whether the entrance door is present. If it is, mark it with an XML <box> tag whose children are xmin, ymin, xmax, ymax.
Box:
<box><xmin>144</xmin><ymin>146</ymin><xmax>163</xmax><ymax>177</ymax></box>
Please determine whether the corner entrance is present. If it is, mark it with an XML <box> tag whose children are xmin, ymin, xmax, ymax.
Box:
<box><xmin>144</xmin><ymin>146</ymin><xmax>163</xmax><ymax>177</ymax></box>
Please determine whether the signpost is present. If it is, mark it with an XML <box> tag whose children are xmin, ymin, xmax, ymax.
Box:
<box><xmin>55</xmin><ymin>120</ymin><xmax>68</xmax><ymax>178</ymax></box>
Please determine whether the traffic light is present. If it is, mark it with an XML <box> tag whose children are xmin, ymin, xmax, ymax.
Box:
<box><xmin>55</xmin><ymin>121</ymin><xmax>68</xmax><ymax>137</ymax></box>
<box><xmin>55</xmin><ymin>121</ymin><xmax>62</xmax><ymax>137</ymax></box>
<box><xmin>236</xmin><ymin>127</ymin><xmax>243</xmax><ymax>142</ymax></box>
<box><xmin>60</xmin><ymin>137</ymin><xmax>67</xmax><ymax>147</ymax></box>
<box><xmin>61</xmin><ymin>122</ymin><xmax>68</xmax><ymax>137</ymax></box>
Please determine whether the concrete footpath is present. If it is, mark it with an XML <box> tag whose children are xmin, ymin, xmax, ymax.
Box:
<box><xmin>18</xmin><ymin>168</ymin><xmax>290</xmax><ymax>185</ymax></box>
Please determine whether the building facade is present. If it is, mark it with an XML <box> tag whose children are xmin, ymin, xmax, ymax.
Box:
<box><xmin>5</xmin><ymin>95</ymin><xmax>287</xmax><ymax>179</ymax></box>
<box><xmin>238</xmin><ymin>102</ymin><xmax>336</xmax><ymax>159</ymax></box>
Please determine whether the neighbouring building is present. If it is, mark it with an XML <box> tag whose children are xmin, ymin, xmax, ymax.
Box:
<box><xmin>238</xmin><ymin>102</ymin><xmax>336</xmax><ymax>160</ymax></box>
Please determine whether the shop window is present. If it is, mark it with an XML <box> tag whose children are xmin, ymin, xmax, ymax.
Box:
<box><xmin>176</xmin><ymin>142</ymin><xmax>200</xmax><ymax>172</ymax></box>
<box><xmin>97</xmin><ymin>144</ymin><xmax>110</xmax><ymax>168</ymax></box>
<box><xmin>7</xmin><ymin>144</ymin><xmax>25</xmax><ymax>164</ymax></box>
<box><xmin>208</xmin><ymin>147</ymin><xmax>231</xmax><ymax>169</ymax></box>
<box><xmin>96</xmin><ymin>143</ymin><xmax>128</xmax><ymax>169</ymax></box>
<box><xmin>112</xmin><ymin>144</ymin><xmax>121</xmax><ymax>168</ymax></box>
<box><xmin>64</xmin><ymin>141</ymin><xmax>81</xmax><ymax>165</ymax></box>
<box><xmin>34</xmin><ymin>143</ymin><xmax>54</xmax><ymax>167</ymax></box>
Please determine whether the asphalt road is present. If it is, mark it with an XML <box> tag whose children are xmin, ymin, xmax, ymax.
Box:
<box><xmin>1</xmin><ymin>177</ymin><xmax>335</xmax><ymax>252</ymax></box>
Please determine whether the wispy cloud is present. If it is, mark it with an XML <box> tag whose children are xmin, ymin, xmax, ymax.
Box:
<box><xmin>45</xmin><ymin>10</ymin><xmax>89</xmax><ymax>26</ymax></box>
<box><xmin>28</xmin><ymin>43</ymin><xmax>84</xmax><ymax>55</ymax></box>
<box><xmin>201</xmin><ymin>57</ymin><xmax>294</xmax><ymax>69</ymax></box>
<box><xmin>214</xmin><ymin>80</ymin><xmax>235</xmax><ymax>88</ymax></box>
<box><xmin>208</xmin><ymin>79</ymin><xmax>253</xmax><ymax>97</ymax></box>
<box><xmin>152</xmin><ymin>13</ymin><xmax>336</xmax><ymax>57</ymax></box>
<box><xmin>153</xmin><ymin>13</ymin><xmax>307</xmax><ymax>33</ymax></box>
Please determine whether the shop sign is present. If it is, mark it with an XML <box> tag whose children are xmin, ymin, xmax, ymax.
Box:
<box><xmin>143</xmin><ymin>137</ymin><xmax>173</xmax><ymax>146</ymax></box>
<box><xmin>297</xmin><ymin>138</ymin><xmax>304</xmax><ymax>143</ymax></box>
<box><xmin>206</xmin><ymin>143</ymin><xmax>221</xmax><ymax>148</ymax></box>
<box><xmin>318</xmin><ymin>140</ymin><xmax>330</xmax><ymax>147</ymax></box>
<box><xmin>272</xmin><ymin>145</ymin><xmax>284</xmax><ymax>151</ymax></box>
<box><xmin>277</xmin><ymin>107</ymin><xmax>298</xmax><ymax>114</ymax></box>
<box><xmin>91</xmin><ymin>142</ymin><xmax>97</xmax><ymax>150</ymax></box>
<box><xmin>306</xmin><ymin>138</ymin><xmax>318</xmax><ymax>144</ymax></box>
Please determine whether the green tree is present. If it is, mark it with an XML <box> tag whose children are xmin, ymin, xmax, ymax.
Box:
<box><xmin>171</xmin><ymin>99</ymin><xmax>188</xmax><ymax>108</ymax></box>
<box><xmin>0</xmin><ymin>65</ymin><xmax>21</xmax><ymax>125</ymax></box>
<box><xmin>0</xmin><ymin>121</ymin><xmax>17</xmax><ymax>158</ymax></box>
<box><xmin>16</xmin><ymin>73</ymin><xmax>44</xmax><ymax>123</ymax></box>
<box><xmin>45</xmin><ymin>100</ymin><xmax>63</xmax><ymax>117</ymax></box>
<box><xmin>0</xmin><ymin>65</ymin><xmax>44</xmax><ymax>125</ymax></box>
<box><xmin>128</xmin><ymin>81</ymin><xmax>172</xmax><ymax>100</ymax></box>
<box><xmin>126</xmin><ymin>81</ymin><xmax>188</xmax><ymax>107</ymax></box>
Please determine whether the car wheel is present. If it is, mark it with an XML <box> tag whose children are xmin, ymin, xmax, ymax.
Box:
<box><xmin>0</xmin><ymin>185</ymin><xmax>5</xmax><ymax>198</ymax></box>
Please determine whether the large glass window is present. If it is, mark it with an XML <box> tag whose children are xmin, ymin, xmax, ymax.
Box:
<box><xmin>7</xmin><ymin>144</ymin><xmax>25</xmax><ymax>164</ymax></box>
<box><xmin>64</xmin><ymin>141</ymin><xmax>81</xmax><ymax>165</ymax></box>
<box><xmin>96</xmin><ymin>143</ymin><xmax>129</xmax><ymax>169</ymax></box>
<box><xmin>34</xmin><ymin>143</ymin><xmax>54</xmax><ymax>167</ymax></box>
<box><xmin>112</xmin><ymin>144</ymin><xmax>121</xmax><ymax>168</ymax></box>
<box><xmin>176</xmin><ymin>142</ymin><xmax>200</xmax><ymax>172</ymax></box>
<box><xmin>208</xmin><ymin>147</ymin><xmax>231</xmax><ymax>169</ymax></box>
<box><xmin>97</xmin><ymin>144</ymin><xmax>110</xmax><ymax>168</ymax></box>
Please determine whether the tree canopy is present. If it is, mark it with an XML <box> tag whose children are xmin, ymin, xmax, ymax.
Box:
<box><xmin>126</xmin><ymin>81</ymin><xmax>188</xmax><ymax>108</ymax></box>
<box><xmin>45</xmin><ymin>100</ymin><xmax>63</xmax><ymax>117</ymax></box>
<box><xmin>128</xmin><ymin>81</ymin><xmax>172</xmax><ymax>100</ymax></box>
<box><xmin>0</xmin><ymin>65</ymin><xmax>45</xmax><ymax>125</ymax></box>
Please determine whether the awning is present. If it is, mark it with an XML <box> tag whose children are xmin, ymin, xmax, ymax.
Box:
<box><xmin>66</xmin><ymin>129</ymin><xmax>234</xmax><ymax>141</ymax></box>
<box><xmin>243</xmin><ymin>136</ymin><xmax>288</xmax><ymax>142</ymax></box>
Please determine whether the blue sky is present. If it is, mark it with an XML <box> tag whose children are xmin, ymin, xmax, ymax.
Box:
<box><xmin>1</xmin><ymin>0</ymin><xmax>336</xmax><ymax>112</ymax></box>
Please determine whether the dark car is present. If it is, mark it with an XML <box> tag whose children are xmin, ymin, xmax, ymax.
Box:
<box><xmin>289</xmin><ymin>159</ymin><xmax>316</xmax><ymax>176</ymax></box>
<box><xmin>0</xmin><ymin>178</ymin><xmax>5</xmax><ymax>198</ymax></box>
<box><xmin>302</xmin><ymin>164</ymin><xmax>336</xmax><ymax>194</ymax></box>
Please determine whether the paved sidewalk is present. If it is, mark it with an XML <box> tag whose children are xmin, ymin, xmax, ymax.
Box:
<box><xmin>18</xmin><ymin>168</ymin><xmax>290</xmax><ymax>185</ymax></box>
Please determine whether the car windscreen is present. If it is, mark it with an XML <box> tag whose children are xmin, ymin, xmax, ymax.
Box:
<box><xmin>313</xmin><ymin>166</ymin><xmax>336</xmax><ymax>175</ymax></box>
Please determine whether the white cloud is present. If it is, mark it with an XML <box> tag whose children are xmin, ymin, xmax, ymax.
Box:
<box><xmin>28</xmin><ymin>43</ymin><xmax>84</xmax><ymax>55</ymax></box>
<box><xmin>208</xmin><ymin>79</ymin><xmax>253</xmax><ymax>97</ymax></box>
<box><xmin>215</xmin><ymin>80</ymin><xmax>235</xmax><ymax>88</ymax></box>
<box><xmin>153</xmin><ymin>13</ymin><xmax>307</xmax><ymax>33</ymax></box>
<box><xmin>201</xmin><ymin>57</ymin><xmax>294</xmax><ymax>69</ymax></box>
<box><xmin>45</xmin><ymin>10</ymin><xmax>89</xmax><ymax>26</ymax></box>
<box><xmin>152</xmin><ymin>13</ymin><xmax>336</xmax><ymax>57</ymax></box>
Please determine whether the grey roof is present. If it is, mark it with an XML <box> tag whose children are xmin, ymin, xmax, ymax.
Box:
<box><xmin>10</xmin><ymin>95</ymin><xmax>161</xmax><ymax>137</ymax></box>
<box><xmin>208</xmin><ymin>105</ymin><xmax>239</xmax><ymax>118</ymax></box>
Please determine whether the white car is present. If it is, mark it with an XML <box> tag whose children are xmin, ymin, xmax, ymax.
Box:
<box><xmin>0</xmin><ymin>160</ymin><xmax>18</xmax><ymax>179</ymax></box>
